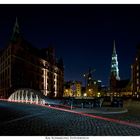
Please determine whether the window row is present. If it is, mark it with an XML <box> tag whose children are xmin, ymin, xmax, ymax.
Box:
<box><xmin>0</xmin><ymin>68</ymin><xmax>10</xmax><ymax>80</ymax></box>
<box><xmin>0</xmin><ymin>48</ymin><xmax>10</xmax><ymax>63</ymax></box>
<box><xmin>0</xmin><ymin>58</ymin><xmax>10</xmax><ymax>70</ymax></box>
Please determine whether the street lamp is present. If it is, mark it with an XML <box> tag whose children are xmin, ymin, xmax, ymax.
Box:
<box><xmin>84</xmin><ymin>93</ymin><xmax>87</xmax><ymax>97</ymax></box>
<box><xmin>83</xmin><ymin>74</ymin><xmax>87</xmax><ymax>89</ymax></box>
<box><xmin>97</xmin><ymin>92</ymin><xmax>101</xmax><ymax>97</ymax></box>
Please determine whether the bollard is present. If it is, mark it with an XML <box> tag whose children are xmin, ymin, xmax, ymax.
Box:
<box><xmin>91</xmin><ymin>103</ymin><xmax>94</xmax><ymax>108</ymax></box>
<box><xmin>71</xmin><ymin>102</ymin><xmax>73</xmax><ymax>110</ymax></box>
<box><xmin>81</xmin><ymin>103</ymin><xmax>84</xmax><ymax>109</ymax></box>
<box><xmin>89</xmin><ymin>102</ymin><xmax>91</xmax><ymax>108</ymax></box>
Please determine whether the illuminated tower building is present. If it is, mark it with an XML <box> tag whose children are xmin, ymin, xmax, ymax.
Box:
<box><xmin>110</xmin><ymin>40</ymin><xmax>120</xmax><ymax>91</ymax></box>
<box><xmin>111</xmin><ymin>40</ymin><xmax>120</xmax><ymax>80</ymax></box>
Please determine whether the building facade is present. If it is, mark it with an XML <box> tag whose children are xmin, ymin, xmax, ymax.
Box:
<box><xmin>82</xmin><ymin>68</ymin><xmax>102</xmax><ymax>97</ymax></box>
<box><xmin>131</xmin><ymin>44</ymin><xmax>140</xmax><ymax>98</ymax></box>
<box><xmin>63</xmin><ymin>81</ymin><xmax>82</xmax><ymax>97</ymax></box>
<box><xmin>85</xmin><ymin>80</ymin><xmax>102</xmax><ymax>97</ymax></box>
<box><xmin>0</xmin><ymin>18</ymin><xmax>64</xmax><ymax>99</ymax></box>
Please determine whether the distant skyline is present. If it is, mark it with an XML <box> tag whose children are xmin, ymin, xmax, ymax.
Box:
<box><xmin>0</xmin><ymin>4</ymin><xmax>139</xmax><ymax>86</ymax></box>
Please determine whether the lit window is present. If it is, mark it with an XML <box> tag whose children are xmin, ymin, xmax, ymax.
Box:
<box><xmin>137</xmin><ymin>86</ymin><xmax>139</xmax><ymax>92</ymax></box>
<box><xmin>137</xmin><ymin>79</ymin><xmax>139</xmax><ymax>84</ymax></box>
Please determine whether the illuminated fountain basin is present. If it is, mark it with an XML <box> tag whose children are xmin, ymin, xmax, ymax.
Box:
<box><xmin>8</xmin><ymin>88</ymin><xmax>45</xmax><ymax>105</ymax></box>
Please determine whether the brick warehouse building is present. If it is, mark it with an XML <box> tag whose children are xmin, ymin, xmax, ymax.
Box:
<box><xmin>0</xmin><ymin>18</ymin><xmax>64</xmax><ymax>99</ymax></box>
<box><xmin>131</xmin><ymin>44</ymin><xmax>140</xmax><ymax>98</ymax></box>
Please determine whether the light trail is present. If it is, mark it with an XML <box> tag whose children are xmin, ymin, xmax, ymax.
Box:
<box><xmin>43</xmin><ymin>104</ymin><xmax>140</xmax><ymax>129</ymax></box>
<box><xmin>1</xmin><ymin>99</ymin><xmax>140</xmax><ymax>129</ymax></box>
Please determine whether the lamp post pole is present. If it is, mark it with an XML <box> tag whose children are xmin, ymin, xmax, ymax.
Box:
<box><xmin>83</xmin><ymin>74</ymin><xmax>87</xmax><ymax>96</ymax></box>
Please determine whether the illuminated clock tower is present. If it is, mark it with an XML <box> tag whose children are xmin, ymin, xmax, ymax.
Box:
<box><xmin>111</xmin><ymin>40</ymin><xmax>120</xmax><ymax>80</ymax></box>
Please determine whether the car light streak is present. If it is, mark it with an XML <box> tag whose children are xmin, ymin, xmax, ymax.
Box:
<box><xmin>44</xmin><ymin>104</ymin><xmax>140</xmax><ymax>129</ymax></box>
<box><xmin>1</xmin><ymin>98</ymin><xmax>140</xmax><ymax>129</ymax></box>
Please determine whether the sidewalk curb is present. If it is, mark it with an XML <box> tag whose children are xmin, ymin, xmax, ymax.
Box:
<box><xmin>72</xmin><ymin>108</ymin><xmax>128</xmax><ymax>114</ymax></box>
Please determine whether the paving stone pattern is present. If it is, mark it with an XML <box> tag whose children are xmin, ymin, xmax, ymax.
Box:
<box><xmin>97</xmin><ymin>100</ymin><xmax>140</xmax><ymax>124</ymax></box>
<box><xmin>0</xmin><ymin>101</ymin><xmax>140</xmax><ymax>136</ymax></box>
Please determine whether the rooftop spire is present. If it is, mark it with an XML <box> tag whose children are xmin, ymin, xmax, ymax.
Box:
<box><xmin>113</xmin><ymin>40</ymin><xmax>116</xmax><ymax>55</ymax></box>
<box><xmin>11</xmin><ymin>17</ymin><xmax>21</xmax><ymax>41</ymax></box>
<box><xmin>14</xmin><ymin>17</ymin><xmax>20</xmax><ymax>34</ymax></box>
<box><xmin>111</xmin><ymin>40</ymin><xmax>120</xmax><ymax>80</ymax></box>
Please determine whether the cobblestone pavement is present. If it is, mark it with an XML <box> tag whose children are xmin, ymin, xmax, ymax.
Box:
<box><xmin>94</xmin><ymin>100</ymin><xmax>140</xmax><ymax>124</ymax></box>
<box><xmin>0</xmin><ymin>101</ymin><xmax>140</xmax><ymax>136</ymax></box>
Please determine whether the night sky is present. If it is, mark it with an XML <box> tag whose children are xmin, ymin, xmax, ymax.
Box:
<box><xmin>0</xmin><ymin>4</ymin><xmax>140</xmax><ymax>86</ymax></box>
